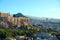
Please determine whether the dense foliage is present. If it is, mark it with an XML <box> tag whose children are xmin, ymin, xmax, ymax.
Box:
<box><xmin>0</xmin><ymin>25</ymin><xmax>59</xmax><ymax>40</ymax></box>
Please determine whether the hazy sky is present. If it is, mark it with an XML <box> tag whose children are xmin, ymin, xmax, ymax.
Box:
<box><xmin>0</xmin><ymin>0</ymin><xmax>60</xmax><ymax>19</ymax></box>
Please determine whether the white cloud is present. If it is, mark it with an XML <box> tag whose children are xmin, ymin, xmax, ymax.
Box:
<box><xmin>50</xmin><ymin>8</ymin><xmax>56</xmax><ymax>12</ymax></box>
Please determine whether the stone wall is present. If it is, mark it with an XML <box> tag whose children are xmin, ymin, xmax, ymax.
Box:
<box><xmin>0</xmin><ymin>12</ymin><xmax>10</xmax><ymax>17</ymax></box>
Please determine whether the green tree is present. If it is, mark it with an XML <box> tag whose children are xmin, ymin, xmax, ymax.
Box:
<box><xmin>4</xmin><ymin>38</ymin><xmax>11</xmax><ymax>40</ymax></box>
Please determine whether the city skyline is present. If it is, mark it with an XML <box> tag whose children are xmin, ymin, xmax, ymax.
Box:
<box><xmin>0</xmin><ymin>0</ymin><xmax>60</xmax><ymax>19</ymax></box>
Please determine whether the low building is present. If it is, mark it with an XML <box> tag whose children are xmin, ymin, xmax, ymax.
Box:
<box><xmin>16</xmin><ymin>36</ymin><xmax>26</xmax><ymax>40</ymax></box>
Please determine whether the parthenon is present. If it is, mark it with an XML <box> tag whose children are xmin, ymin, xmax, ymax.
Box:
<box><xmin>0</xmin><ymin>12</ymin><xmax>29</xmax><ymax>27</ymax></box>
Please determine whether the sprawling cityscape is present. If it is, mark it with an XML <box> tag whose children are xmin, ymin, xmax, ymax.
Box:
<box><xmin>0</xmin><ymin>12</ymin><xmax>60</xmax><ymax>40</ymax></box>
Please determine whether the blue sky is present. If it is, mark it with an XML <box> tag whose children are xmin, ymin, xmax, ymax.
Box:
<box><xmin>0</xmin><ymin>0</ymin><xmax>60</xmax><ymax>19</ymax></box>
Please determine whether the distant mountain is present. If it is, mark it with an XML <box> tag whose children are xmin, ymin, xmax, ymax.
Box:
<box><xmin>13</xmin><ymin>13</ymin><xmax>27</xmax><ymax>18</ymax></box>
<box><xmin>26</xmin><ymin>16</ymin><xmax>52</xmax><ymax>20</ymax></box>
<box><xmin>26</xmin><ymin>16</ymin><xmax>60</xmax><ymax>24</ymax></box>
